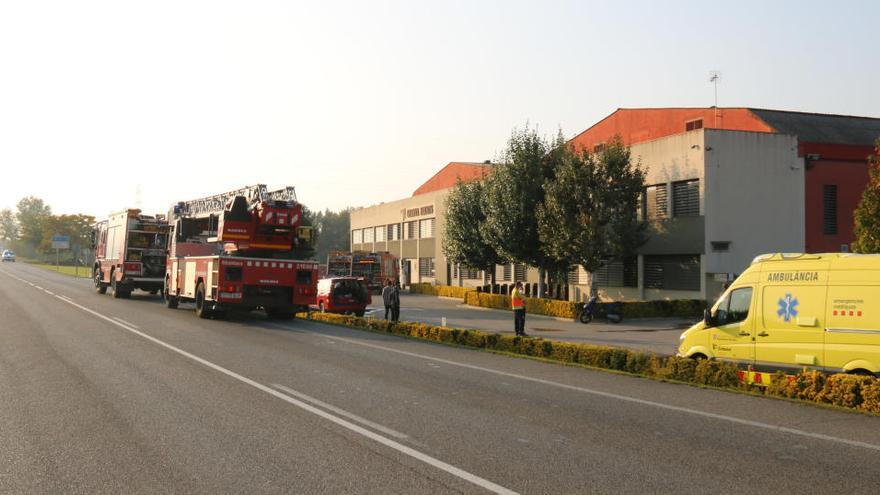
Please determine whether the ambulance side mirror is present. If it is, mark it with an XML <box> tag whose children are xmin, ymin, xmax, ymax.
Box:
<box><xmin>703</xmin><ymin>308</ymin><xmax>717</xmax><ymax>327</ymax></box>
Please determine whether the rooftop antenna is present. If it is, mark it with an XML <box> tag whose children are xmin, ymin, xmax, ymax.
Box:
<box><xmin>135</xmin><ymin>184</ymin><xmax>142</xmax><ymax>210</ymax></box>
<box><xmin>709</xmin><ymin>70</ymin><xmax>721</xmax><ymax>128</ymax></box>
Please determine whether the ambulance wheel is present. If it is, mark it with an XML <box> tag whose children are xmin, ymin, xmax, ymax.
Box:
<box><xmin>195</xmin><ymin>282</ymin><xmax>211</xmax><ymax>319</ymax></box>
<box><xmin>94</xmin><ymin>267</ymin><xmax>107</xmax><ymax>294</ymax></box>
<box><xmin>163</xmin><ymin>279</ymin><xmax>178</xmax><ymax>309</ymax></box>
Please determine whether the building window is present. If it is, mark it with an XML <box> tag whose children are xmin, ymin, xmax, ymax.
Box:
<box><xmin>419</xmin><ymin>218</ymin><xmax>435</xmax><ymax>239</ymax></box>
<box><xmin>568</xmin><ymin>265</ymin><xmax>582</xmax><ymax>285</ymax></box>
<box><xmin>406</xmin><ymin>208</ymin><xmax>420</xmax><ymax>218</ymax></box>
<box><xmin>644</xmin><ymin>255</ymin><xmax>701</xmax><ymax>291</ymax></box>
<box><xmin>363</xmin><ymin>227</ymin><xmax>374</xmax><ymax>243</ymax></box>
<box><xmin>461</xmin><ymin>266</ymin><xmax>480</xmax><ymax>280</ymax></box>
<box><xmin>420</xmin><ymin>205</ymin><xmax>434</xmax><ymax>216</ymax></box>
<box><xmin>593</xmin><ymin>258</ymin><xmax>638</xmax><ymax>287</ymax></box>
<box><xmin>710</xmin><ymin>241</ymin><xmax>731</xmax><ymax>252</ymax></box>
<box><xmin>643</xmin><ymin>184</ymin><xmax>668</xmax><ymax>220</ymax></box>
<box><xmin>593</xmin><ymin>143</ymin><xmax>606</xmax><ymax>153</ymax></box>
<box><xmin>502</xmin><ymin>264</ymin><xmax>512</xmax><ymax>282</ymax></box>
<box><xmin>406</xmin><ymin>221</ymin><xmax>418</xmax><ymax>239</ymax></box>
<box><xmin>351</xmin><ymin>229</ymin><xmax>362</xmax><ymax>245</ymax></box>
<box><xmin>375</xmin><ymin>225</ymin><xmax>386</xmax><ymax>242</ymax></box>
<box><xmin>672</xmin><ymin>179</ymin><xmax>700</xmax><ymax>217</ymax></box>
<box><xmin>823</xmin><ymin>185</ymin><xmax>838</xmax><ymax>235</ymax></box>
<box><xmin>387</xmin><ymin>224</ymin><xmax>399</xmax><ymax>241</ymax></box>
<box><xmin>514</xmin><ymin>264</ymin><xmax>527</xmax><ymax>282</ymax></box>
<box><xmin>419</xmin><ymin>257</ymin><xmax>435</xmax><ymax>278</ymax></box>
<box><xmin>685</xmin><ymin>119</ymin><xmax>703</xmax><ymax>131</ymax></box>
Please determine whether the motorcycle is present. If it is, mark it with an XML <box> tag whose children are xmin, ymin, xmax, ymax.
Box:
<box><xmin>579</xmin><ymin>296</ymin><xmax>623</xmax><ymax>324</ymax></box>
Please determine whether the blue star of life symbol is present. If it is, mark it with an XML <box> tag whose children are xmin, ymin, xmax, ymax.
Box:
<box><xmin>777</xmin><ymin>293</ymin><xmax>799</xmax><ymax>322</ymax></box>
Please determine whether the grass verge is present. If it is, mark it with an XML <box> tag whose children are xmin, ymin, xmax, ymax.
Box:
<box><xmin>297</xmin><ymin>311</ymin><xmax>880</xmax><ymax>415</ymax></box>
<box><xmin>21</xmin><ymin>259</ymin><xmax>91</xmax><ymax>278</ymax></box>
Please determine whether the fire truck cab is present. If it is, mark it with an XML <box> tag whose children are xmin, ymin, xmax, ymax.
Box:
<box><xmin>164</xmin><ymin>185</ymin><xmax>318</xmax><ymax>319</ymax></box>
<box><xmin>93</xmin><ymin>209</ymin><xmax>169</xmax><ymax>298</ymax></box>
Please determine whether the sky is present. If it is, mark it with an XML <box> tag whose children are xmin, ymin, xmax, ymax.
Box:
<box><xmin>1</xmin><ymin>0</ymin><xmax>878</xmax><ymax>219</ymax></box>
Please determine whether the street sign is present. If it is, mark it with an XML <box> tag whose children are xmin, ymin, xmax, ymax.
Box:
<box><xmin>51</xmin><ymin>235</ymin><xmax>70</xmax><ymax>250</ymax></box>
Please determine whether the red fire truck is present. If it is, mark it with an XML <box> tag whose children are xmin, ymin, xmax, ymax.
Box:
<box><xmin>327</xmin><ymin>251</ymin><xmax>398</xmax><ymax>293</ymax></box>
<box><xmin>163</xmin><ymin>185</ymin><xmax>317</xmax><ymax>319</ymax></box>
<box><xmin>93</xmin><ymin>209</ymin><xmax>170</xmax><ymax>298</ymax></box>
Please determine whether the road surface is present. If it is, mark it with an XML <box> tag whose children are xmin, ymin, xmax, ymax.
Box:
<box><xmin>2</xmin><ymin>262</ymin><xmax>880</xmax><ymax>494</ymax></box>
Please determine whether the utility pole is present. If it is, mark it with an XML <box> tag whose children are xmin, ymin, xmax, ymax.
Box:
<box><xmin>709</xmin><ymin>70</ymin><xmax>721</xmax><ymax>128</ymax></box>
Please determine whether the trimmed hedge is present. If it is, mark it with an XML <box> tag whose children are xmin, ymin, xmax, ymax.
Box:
<box><xmin>298</xmin><ymin>311</ymin><xmax>880</xmax><ymax>414</ymax></box>
<box><xmin>415</xmin><ymin>284</ymin><xmax>706</xmax><ymax>320</ymax></box>
<box><xmin>409</xmin><ymin>283</ymin><xmax>472</xmax><ymax>299</ymax></box>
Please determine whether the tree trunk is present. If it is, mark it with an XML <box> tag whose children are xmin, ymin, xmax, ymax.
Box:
<box><xmin>537</xmin><ymin>267</ymin><xmax>545</xmax><ymax>298</ymax></box>
<box><xmin>588</xmin><ymin>271</ymin><xmax>599</xmax><ymax>299</ymax></box>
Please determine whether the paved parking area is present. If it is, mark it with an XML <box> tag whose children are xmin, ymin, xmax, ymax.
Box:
<box><xmin>366</xmin><ymin>293</ymin><xmax>698</xmax><ymax>355</ymax></box>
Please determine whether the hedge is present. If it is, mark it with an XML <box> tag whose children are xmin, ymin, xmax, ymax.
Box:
<box><xmin>297</xmin><ymin>311</ymin><xmax>880</xmax><ymax>414</ymax></box>
<box><xmin>409</xmin><ymin>283</ymin><xmax>472</xmax><ymax>299</ymax></box>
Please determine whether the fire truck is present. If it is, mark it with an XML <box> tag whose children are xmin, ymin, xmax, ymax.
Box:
<box><xmin>163</xmin><ymin>185</ymin><xmax>318</xmax><ymax>319</ymax></box>
<box><xmin>93</xmin><ymin>209</ymin><xmax>170</xmax><ymax>298</ymax></box>
<box><xmin>326</xmin><ymin>251</ymin><xmax>398</xmax><ymax>293</ymax></box>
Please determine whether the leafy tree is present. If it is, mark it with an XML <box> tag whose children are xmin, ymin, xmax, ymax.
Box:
<box><xmin>853</xmin><ymin>139</ymin><xmax>880</xmax><ymax>253</ymax></box>
<box><xmin>0</xmin><ymin>208</ymin><xmax>18</xmax><ymax>242</ymax></box>
<box><xmin>313</xmin><ymin>208</ymin><xmax>351</xmax><ymax>263</ymax></box>
<box><xmin>538</xmin><ymin>138</ymin><xmax>646</xmax><ymax>296</ymax></box>
<box><xmin>37</xmin><ymin>214</ymin><xmax>95</xmax><ymax>265</ymax></box>
<box><xmin>16</xmin><ymin>197</ymin><xmax>52</xmax><ymax>249</ymax></box>
<box><xmin>482</xmin><ymin>126</ymin><xmax>565</xmax><ymax>297</ymax></box>
<box><xmin>443</xmin><ymin>178</ymin><xmax>504</xmax><ymax>286</ymax></box>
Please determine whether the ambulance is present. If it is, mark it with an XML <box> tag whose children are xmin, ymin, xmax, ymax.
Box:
<box><xmin>678</xmin><ymin>253</ymin><xmax>880</xmax><ymax>376</ymax></box>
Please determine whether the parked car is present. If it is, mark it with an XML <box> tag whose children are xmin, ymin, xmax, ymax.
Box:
<box><xmin>315</xmin><ymin>277</ymin><xmax>369</xmax><ymax>316</ymax></box>
<box><xmin>1</xmin><ymin>250</ymin><xmax>15</xmax><ymax>262</ymax></box>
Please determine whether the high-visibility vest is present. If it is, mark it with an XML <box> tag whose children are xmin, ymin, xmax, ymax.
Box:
<box><xmin>511</xmin><ymin>288</ymin><xmax>524</xmax><ymax>309</ymax></box>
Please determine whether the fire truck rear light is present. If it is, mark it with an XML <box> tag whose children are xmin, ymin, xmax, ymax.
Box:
<box><xmin>123</xmin><ymin>262</ymin><xmax>142</xmax><ymax>274</ymax></box>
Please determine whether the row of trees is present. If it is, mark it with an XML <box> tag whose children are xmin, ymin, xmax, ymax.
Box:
<box><xmin>443</xmin><ymin>127</ymin><xmax>646</xmax><ymax>297</ymax></box>
<box><xmin>853</xmin><ymin>139</ymin><xmax>880</xmax><ymax>253</ymax></box>
<box><xmin>0</xmin><ymin>197</ymin><xmax>95</xmax><ymax>261</ymax></box>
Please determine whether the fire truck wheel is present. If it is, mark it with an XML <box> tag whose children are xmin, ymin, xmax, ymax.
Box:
<box><xmin>164</xmin><ymin>280</ymin><xmax>179</xmax><ymax>309</ymax></box>
<box><xmin>94</xmin><ymin>268</ymin><xmax>107</xmax><ymax>294</ymax></box>
<box><xmin>195</xmin><ymin>282</ymin><xmax>211</xmax><ymax>319</ymax></box>
<box><xmin>110</xmin><ymin>273</ymin><xmax>130</xmax><ymax>299</ymax></box>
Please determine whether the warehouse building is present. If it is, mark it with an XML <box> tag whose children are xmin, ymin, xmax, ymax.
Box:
<box><xmin>351</xmin><ymin>107</ymin><xmax>880</xmax><ymax>301</ymax></box>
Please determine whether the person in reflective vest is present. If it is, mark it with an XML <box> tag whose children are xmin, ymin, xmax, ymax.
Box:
<box><xmin>511</xmin><ymin>281</ymin><xmax>527</xmax><ymax>336</ymax></box>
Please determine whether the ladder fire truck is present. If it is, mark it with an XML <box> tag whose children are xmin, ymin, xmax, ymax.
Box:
<box><xmin>163</xmin><ymin>184</ymin><xmax>318</xmax><ymax>319</ymax></box>
<box><xmin>93</xmin><ymin>209</ymin><xmax>170</xmax><ymax>298</ymax></box>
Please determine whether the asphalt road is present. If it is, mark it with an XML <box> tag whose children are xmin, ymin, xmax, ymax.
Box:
<box><xmin>3</xmin><ymin>261</ymin><xmax>880</xmax><ymax>494</ymax></box>
<box><xmin>365</xmin><ymin>294</ymin><xmax>695</xmax><ymax>355</ymax></box>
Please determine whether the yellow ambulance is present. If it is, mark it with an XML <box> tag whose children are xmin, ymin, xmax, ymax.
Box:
<box><xmin>678</xmin><ymin>253</ymin><xmax>880</xmax><ymax>375</ymax></box>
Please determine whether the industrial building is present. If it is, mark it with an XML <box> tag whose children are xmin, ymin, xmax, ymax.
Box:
<box><xmin>351</xmin><ymin>107</ymin><xmax>880</xmax><ymax>302</ymax></box>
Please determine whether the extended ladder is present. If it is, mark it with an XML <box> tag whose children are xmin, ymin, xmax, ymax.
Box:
<box><xmin>173</xmin><ymin>185</ymin><xmax>297</xmax><ymax>218</ymax></box>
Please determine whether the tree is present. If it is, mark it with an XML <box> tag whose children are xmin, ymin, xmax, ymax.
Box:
<box><xmin>313</xmin><ymin>208</ymin><xmax>351</xmax><ymax>263</ymax></box>
<box><xmin>482</xmin><ymin>126</ymin><xmax>565</xmax><ymax>297</ymax></box>
<box><xmin>16</xmin><ymin>197</ymin><xmax>52</xmax><ymax>249</ymax></box>
<box><xmin>538</xmin><ymin>138</ymin><xmax>646</xmax><ymax>296</ymax></box>
<box><xmin>443</xmin><ymin>179</ymin><xmax>504</xmax><ymax>286</ymax></box>
<box><xmin>38</xmin><ymin>214</ymin><xmax>95</xmax><ymax>258</ymax></box>
<box><xmin>853</xmin><ymin>139</ymin><xmax>880</xmax><ymax>253</ymax></box>
<box><xmin>0</xmin><ymin>208</ymin><xmax>18</xmax><ymax>242</ymax></box>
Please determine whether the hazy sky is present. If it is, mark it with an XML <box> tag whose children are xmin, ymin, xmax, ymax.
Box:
<box><xmin>1</xmin><ymin>0</ymin><xmax>878</xmax><ymax>218</ymax></box>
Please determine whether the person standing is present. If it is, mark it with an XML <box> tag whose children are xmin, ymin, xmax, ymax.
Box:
<box><xmin>381</xmin><ymin>280</ymin><xmax>394</xmax><ymax>320</ymax></box>
<box><xmin>511</xmin><ymin>281</ymin><xmax>527</xmax><ymax>336</ymax></box>
<box><xmin>391</xmin><ymin>280</ymin><xmax>401</xmax><ymax>322</ymax></box>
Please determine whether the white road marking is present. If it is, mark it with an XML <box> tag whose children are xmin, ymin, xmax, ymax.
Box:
<box><xmin>111</xmin><ymin>316</ymin><xmax>139</xmax><ymax>329</ymax></box>
<box><xmin>44</xmin><ymin>290</ymin><xmax>54</xmax><ymax>296</ymax></box>
<box><xmin>271</xmin><ymin>384</ymin><xmax>409</xmax><ymax>439</ymax></box>
<box><xmin>281</xmin><ymin>324</ymin><xmax>880</xmax><ymax>453</ymax></box>
<box><xmin>32</xmin><ymin>289</ymin><xmax>516</xmax><ymax>495</ymax></box>
<box><xmin>34</xmin><ymin>285</ymin><xmax>43</xmax><ymax>290</ymax></box>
